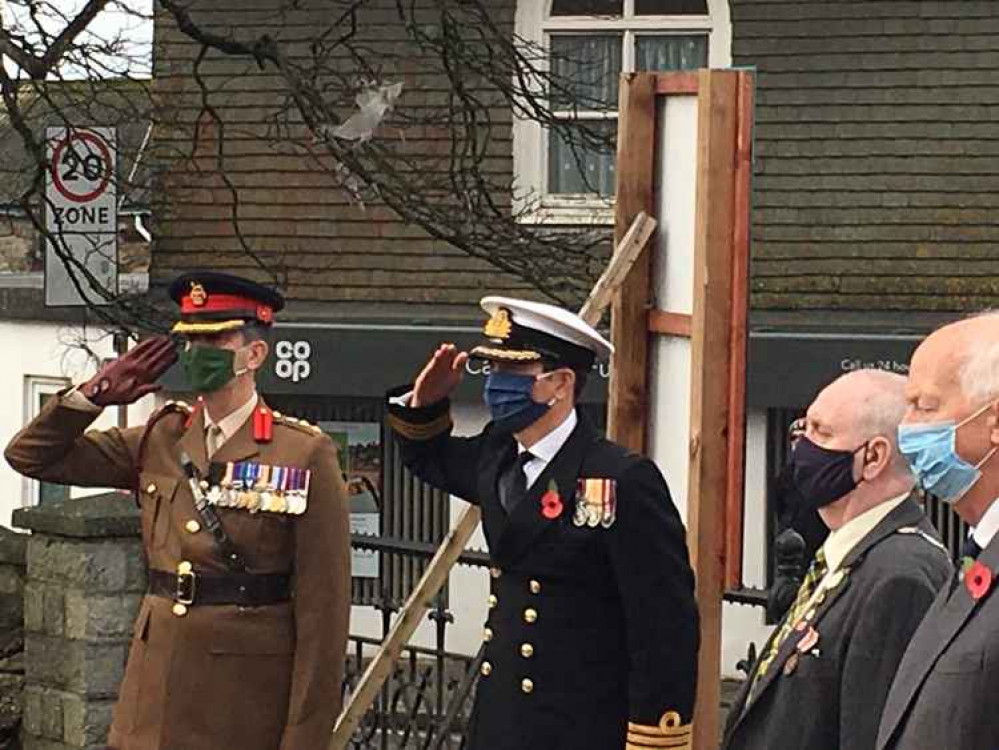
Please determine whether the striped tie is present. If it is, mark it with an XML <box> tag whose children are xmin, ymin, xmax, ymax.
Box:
<box><xmin>748</xmin><ymin>547</ymin><xmax>828</xmax><ymax>701</ymax></box>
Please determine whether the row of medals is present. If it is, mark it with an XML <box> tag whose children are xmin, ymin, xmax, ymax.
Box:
<box><xmin>572</xmin><ymin>481</ymin><xmax>617</xmax><ymax>528</ymax></box>
<box><xmin>198</xmin><ymin>479</ymin><xmax>308</xmax><ymax>515</ymax></box>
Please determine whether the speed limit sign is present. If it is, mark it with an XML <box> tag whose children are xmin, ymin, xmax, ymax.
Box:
<box><xmin>44</xmin><ymin>126</ymin><xmax>118</xmax><ymax>306</ymax></box>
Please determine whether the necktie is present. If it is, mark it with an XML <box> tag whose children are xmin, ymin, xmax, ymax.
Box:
<box><xmin>498</xmin><ymin>451</ymin><xmax>535</xmax><ymax>513</ymax></box>
<box><xmin>206</xmin><ymin>424</ymin><xmax>224</xmax><ymax>458</ymax></box>
<box><xmin>748</xmin><ymin>547</ymin><xmax>829</xmax><ymax>701</ymax></box>
<box><xmin>962</xmin><ymin>535</ymin><xmax>982</xmax><ymax>560</ymax></box>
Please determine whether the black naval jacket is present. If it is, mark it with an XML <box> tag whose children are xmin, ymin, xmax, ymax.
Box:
<box><xmin>386</xmin><ymin>389</ymin><xmax>699</xmax><ymax>750</ymax></box>
<box><xmin>877</xmin><ymin>519</ymin><xmax>999</xmax><ymax>750</ymax></box>
<box><xmin>724</xmin><ymin>496</ymin><xmax>951</xmax><ymax>750</ymax></box>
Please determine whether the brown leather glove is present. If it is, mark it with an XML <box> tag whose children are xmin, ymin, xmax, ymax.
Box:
<box><xmin>82</xmin><ymin>335</ymin><xmax>179</xmax><ymax>407</ymax></box>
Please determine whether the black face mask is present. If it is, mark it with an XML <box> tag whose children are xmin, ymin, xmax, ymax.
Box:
<box><xmin>790</xmin><ymin>436</ymin><xmax>867</xmax><ymax>511</ymax></box>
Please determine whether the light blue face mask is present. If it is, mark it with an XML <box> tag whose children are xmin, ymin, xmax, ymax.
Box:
<box><xmin>897</xmin><ymin>400</ymin><xmax>998</xmax><ymax>504</ymax></box>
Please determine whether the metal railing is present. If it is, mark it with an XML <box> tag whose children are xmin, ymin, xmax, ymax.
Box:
<box><xmin>343</xmin><ymin>534</ymin><xmax>490</xmax><ymax>750</ymax></box>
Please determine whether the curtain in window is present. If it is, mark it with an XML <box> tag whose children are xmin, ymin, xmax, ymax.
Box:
<box><xmin>635</xmin><ymin>34</ymin><xmax>709</xmax><ymax>72</ymax></box>
<box><xmin>548</xmin><ymin>119</ymin><xmax>617</xmax><ymax>196</ymax></box>
<box><xmin>550</xmin><ymin>34</ymin><xmax>623</xmax><ymax>110</ymax></box>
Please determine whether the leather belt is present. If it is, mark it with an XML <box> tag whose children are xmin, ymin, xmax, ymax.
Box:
<box><xmin>148</xmin><ymin>568</ymin><xmax>292</xmax><ymax>607</ymax></box>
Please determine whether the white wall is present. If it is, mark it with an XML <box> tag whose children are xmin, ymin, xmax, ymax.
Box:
<box><xmin>0</xmin><ymin>320</ymin><xmax>155</xmax><ymax>529</ymax></box>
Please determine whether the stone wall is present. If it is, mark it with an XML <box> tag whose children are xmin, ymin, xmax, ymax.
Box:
<box><xmin>13</xmin><ymin>493</ymin><xmax>143</xmax><ymax>750</ymax></box>
<box><xmin>0</xmin><ymin>528</ymin><xmax>26</xmax><ymax>750</ymax></box>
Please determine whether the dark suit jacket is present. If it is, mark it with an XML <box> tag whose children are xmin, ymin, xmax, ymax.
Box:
<box><xmin>877</xmin><ymin>520</ymin><xmax>999</xmax><ymax>750</ymax></box>
<box><xmin>724</xmin><ymin>496</ymin><xmax>951</xmax><ymax>750</ymax></box>
<box><xmin>386</xmin><ymin>391</ymin><xmax>699</xmax><ymax>750</ymax></box>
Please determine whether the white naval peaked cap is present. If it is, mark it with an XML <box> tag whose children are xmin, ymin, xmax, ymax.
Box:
<box><xmin>477</xmin><ymin>295</ymin><xmax>614</xmax><ymax>363</ymax></box>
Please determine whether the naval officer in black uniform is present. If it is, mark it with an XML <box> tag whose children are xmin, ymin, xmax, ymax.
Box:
<box><xmin>386</xmin><ymin>297</ymin><xmax>699</xmax><ymax>750</ymax></box>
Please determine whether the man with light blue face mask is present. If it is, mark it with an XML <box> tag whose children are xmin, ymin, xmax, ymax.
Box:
<box><xmin>386</xmin><ymin>296</ymin><xmax>699</xmax><ymax>750</ymax></box>
<box><xmin>877</xmin><ymin>313</ymin><xmax>999</xmax><ymax>750</ymax></box>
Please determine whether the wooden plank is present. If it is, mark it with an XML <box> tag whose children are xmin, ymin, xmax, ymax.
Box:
<box><xmin>647</xmin><ymin>310</ymin><xmax>693</xmax><ymax>338</ymax></box>
<box><xmin>724</xmin><ymin>71</ymin><xmax>755</xmax><ymax>591</ymax></box>
<box><xmin>653</xmin><ymin>71</ymin><xmax>700</xmax><ymax>95</ymax></box>
<box><xmin>687</xmin><ymin>69</ymin><xmax>740</xmax><ymax>750</ymax></box>
<box><xmin>330</xmin><ymin>507</ymin><xmax>482</xmax><ymax>749</ymax></box>
<box><xmin>329</xmin><ymin>212</ymin><xmax>655</xmax><ymax>750</ymax></box>
<box><xmin>579</xmin><ymin>211</ymin><xmax>657</xmax><ymax>326</ymax></box>
<box><xmin>609</xmin><ymin>72</ymin><xmax>657</xmax><ymax>453</ymax></box>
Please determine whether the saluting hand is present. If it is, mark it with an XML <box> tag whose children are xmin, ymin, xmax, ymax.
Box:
<box><xmin>82</xmin><ymin>335</ymin><xmax>179</xmax><ymax>407</ymax></box>
<box><xmin>412</xmin><ymin>343</ymin><xmax>468</xmax><ymax>408</ymax></box>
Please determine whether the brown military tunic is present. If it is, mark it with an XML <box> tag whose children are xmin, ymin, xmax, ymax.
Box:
<box><xmin>5</xmin><ymin>393</ymin><xmax>351</xmax><ymax>750</ymax></box>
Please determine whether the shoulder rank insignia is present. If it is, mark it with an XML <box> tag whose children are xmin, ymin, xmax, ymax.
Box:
<box><xmin>573</xmin><ymin>478</ymin><xmax>617</xmax><ymax>528</ymax></box>
<box><xmin>206</xmin><ymin>461</ymin><xmax>310</xmax><ymax>515</ymax></box>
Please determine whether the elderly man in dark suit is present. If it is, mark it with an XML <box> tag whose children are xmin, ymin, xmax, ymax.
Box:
<box><xmin>878</xmin><ymin>313</ymin><xmax>999</xmax><ymax>750</ymax></box>
<box><xmin>724</xmin><ymin>369</ymin><xmax>951</xmax><ymax>750</ymax></box>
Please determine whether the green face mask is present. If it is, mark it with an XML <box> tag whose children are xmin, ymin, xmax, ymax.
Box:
<box><xmin>179</xmin><ymin>346</ymin><xmax>238</xmax><ymax>393</ymax></box>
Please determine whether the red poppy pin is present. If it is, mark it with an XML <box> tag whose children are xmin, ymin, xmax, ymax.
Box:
<box><xmin>540</xmin><ymin>480</ymin><xmax>563</xmax><ymax>520</ymax></box>
<box><xmin>965</xmin><ymin>560</ymin><xmax>993</xmax><ymax>601</ymax></box>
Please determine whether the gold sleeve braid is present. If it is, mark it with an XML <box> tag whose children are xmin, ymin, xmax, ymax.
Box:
<box><xmin>386</xmin><ymin>411</ymin><xmax>453</xmax><ymax>442</ymax></box>
<box><xmin>626</xmin><ymin>712</ymin><xmax>692</xmax><ymax>750</ymax></box>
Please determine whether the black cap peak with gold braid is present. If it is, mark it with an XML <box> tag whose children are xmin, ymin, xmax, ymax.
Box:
<box><xmin>168</xmin><ymin>272</ymin><xmax>285</xmax><ymax>335</ymax></box>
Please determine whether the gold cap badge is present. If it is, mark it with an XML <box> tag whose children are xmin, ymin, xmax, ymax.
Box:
<box><xmin>189</xmin><ymin>282</ymin><xmax>207</xmax><ymax>306</ymax></box>
<box><xmin>483</xmin><ymin>308</ymin><xmax>512</xmax><ymax>341</ymax></box>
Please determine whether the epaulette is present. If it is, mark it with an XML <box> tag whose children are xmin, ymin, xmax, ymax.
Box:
<box><xmin>148</xmin><ymin>399</ymin><xmax>193</xmax><ymax>430</ymax></box>
<box><xmin>271</xmin><ymin>410</ymin><xmax>324</xmax><ymax>436</ymax></box>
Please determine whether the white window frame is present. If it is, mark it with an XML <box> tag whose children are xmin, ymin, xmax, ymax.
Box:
<box><xmin>23</xmin><ymin>376</ymin><xmax>71</xmax><ymax>507</ymax></box>
<box><xmin>513</xmin><ymin>0</ymin><xmax>732</xmax><ymax>225</ymax></box>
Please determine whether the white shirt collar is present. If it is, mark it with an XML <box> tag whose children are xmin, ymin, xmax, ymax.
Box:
<box><xmin>519</xmin><ymin>409</ymin><xmax>578</xmax><ymax>465</ymax></box>
<box><xmin>822</xmin><ymin>492</ymin><xmax>909</xmax><ymax>574</ymax></box>
<box><xmin>204</xmin><ymin>393</ymin><xmax>259</xmax><ymax>444</ymax></box>
<box><xmin>973</xmin><ymin>497</ymin><xmax>999</xmax><ymax>550</ymax></box>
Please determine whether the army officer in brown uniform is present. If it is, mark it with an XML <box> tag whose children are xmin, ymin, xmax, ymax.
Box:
<box><xmin>5</xmin><ymin>273</ymin><xmax>351</xmax><ymax>750</ymax></box>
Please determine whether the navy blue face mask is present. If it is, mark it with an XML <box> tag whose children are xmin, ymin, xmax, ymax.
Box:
<box><xmin>483</xmin><ymin>371</ymin><xmax>552</xmax><ymax>434</ymax></box>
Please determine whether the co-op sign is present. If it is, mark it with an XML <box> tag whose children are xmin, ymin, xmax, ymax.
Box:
<box><xmin>255</xmin><ymin>325</ymin><xmax>611</xmax><ymax>402</ymax></box>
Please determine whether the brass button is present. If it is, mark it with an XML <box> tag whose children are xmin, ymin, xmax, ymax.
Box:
<box><xmin>530</xmin><ymin>580</ymin><xmax>542</xmax><ymax>594</ymax></box>
<box><xmin>490</xmin><ymin>567</ymin><xmax>502</xmax><ymax>579</ymax></box>
<box><xmin>172</xmin><ymin>603</ymin><xmax>188</xmax><ymax>617</ymax></box>
<box><xmin>488</xmin><ymin>595</ymin><xmax>498</xmax><ymax>609</ymax></box>
<box><xmin>146</xmin><ymin>483</ymin><xmax>157</xmax><ymax>494</ymax></box>
<box><xmin>484</xmin><ymin>628</ymin><xmax>493</xmax><ymax>643</ymax></box>
<box><xmin>520</xmin><ymin>643</ymin><xmax>534</xmax><ymax>659</ymax></box>
<box><xmin>185</xmin><ymin>520</ymin><xmax>201</xmax><ymax>534</ymax></box>
<box><xmin>521</xmin><ymin>678</ymin><xmax>534</xmax><ymax>694</ymax></box>
<box><xmin>524</xmin><ymin>608</ymin><xmax>538</xmax><ymax>624</ymax></box>
<box><xmin>177</xmin><ymin>561</ymin><xmax>193</xmax><ymax>575</ymax></box>
<box><xmin>480</xmin><ymin>661</ymin><xmax>492</xmax><ymax>677</ymax></box>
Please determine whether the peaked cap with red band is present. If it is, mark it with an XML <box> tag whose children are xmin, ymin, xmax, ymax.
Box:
<box><xmin>168</xmin><ymin>271</ymin><xmax>285</xmax><ymax>335</ymax></box>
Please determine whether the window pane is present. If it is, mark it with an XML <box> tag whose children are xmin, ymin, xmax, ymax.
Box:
<box><xmin>548</xmin><ymin>120</ymin><xmax>617</xmax><ymax>196</ymax></box>
<box><xmin>550</xmin><ymin>35</ymin><xmax>623</xmax><ymax>110</ymax></box>
<box><xmin>550</xmin><ymin>0</ymin><xmax>623</xmax><ymax>16</ymax></box>
<box><xmin>635</xmin><ymin>34</ymin><xmax>709</xmax><ymax>71</ymax></box>
<box><xmin>635</xmin><ymin>0</ymin><xmax>708</xmax><ymax>14</ymax></box>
